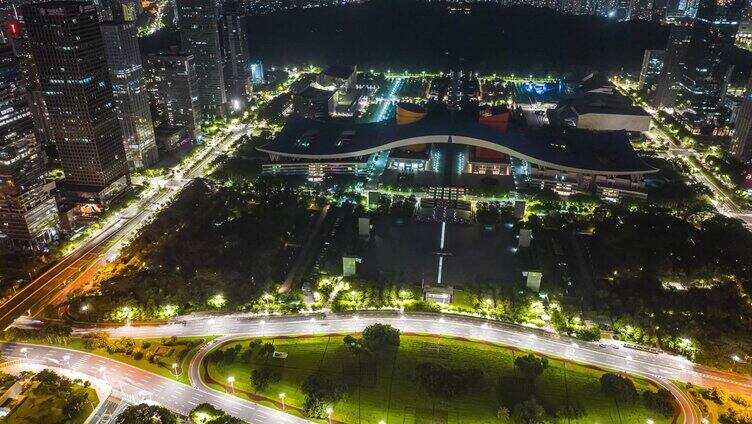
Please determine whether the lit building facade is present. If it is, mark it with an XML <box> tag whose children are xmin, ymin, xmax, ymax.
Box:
<box><xmin>101</xmin><ymin>20</ymin><xmax>158</xmax><ymax>170</ymax></box>
<box><xmin>731</xmin><ymin>71</ymin><xmax>752</xmax><ymax>161</ymax></box>
<box><xmin>146</xmin><ymin>52</ymin><xmax>201</xmax><ymax>141</ymax></box>
<box><xmin>0</xmin><ymin>44</ymin><xmax>59</xmax><ymax>250</ymax></box>
<box><xmin>638</xmin><ymin>49</ymin><xmax>665</xmax><ymax>92</ymax></box>
<box><xmin>221</xmin><ymin>0</ymin><xmax>251</xmax><ymax>110</ymax></box>
<box><xmin>175</xmin><ymin>0</ymin><xmax>226</xmax><ymax>120</ymax></box>
<box><xmin>22</xmin><ymin>1</ymin><xmax>130</xmax><ymax>206</ymax></box>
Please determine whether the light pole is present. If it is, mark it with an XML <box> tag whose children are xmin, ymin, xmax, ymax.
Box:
<box><xmin>279</xmin><ymin>392</ymin><xmax>286</xmax><ymax>410</ymax></box>
<box><xmin>227</xmin><ymin>376</ymin><xmax>235</xmax><ymax>393</ymax></box>
<box><xmin>326</xmin><ymin>407</ymin><xmax>333</xmax><ymax>424</ymax></box>
<box><xmin>171</xmin><ymin>362</ymin><xmax>179</xmax><ymax>378</ymax></box>
<box><xmin>20</xmin><ymin>348</ymin><xmax>28</xmax><ymax>360</ymax></box>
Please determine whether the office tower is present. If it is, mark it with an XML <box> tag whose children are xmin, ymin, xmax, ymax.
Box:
<box><xmin>1</xmin><ymin>12</ymin><xmax>57</xmax><ymax>162</ymax></box>
<box><xmin>175</xmin><ymin>0</ymin><xmax>226</xmax><ymax>120</ymax></box>
<box><xmin>249</xmin><ymin>60</ymin><xmax>264</xmax><ymax>85</ymax></box>
<box><xmin>639</xmin><ymin>49</ymin><xmax>665</xmax><ymax>92</ymax></box>
<box><xmin>675</xmin><ymin>0</ymin><xmax>743</xmax><ymax>131</ymax></box>
<box><xmin>101</xmin><ymin>20</ymin><xmax>158</xmax><ymax>170</ymax></box>
<box><xmin>736</xmin><ymin>0</ymin><xmax>752</xmax><ymax>49</ymax></box>
<box><xmin>731</xmin><ymin>73</ymin><xmax>752</xmax><ymax>161</ymax></box>
<box><xmin>0</xmin><ymin>44</ymin><xmax>60</xmax><ymax>250</ymax></box>
<box><xmin>615</xmin><ymin>0</ymin><xmax>631</xmax><ymax>19</ymax></box>
<box><xmin>654</xmin><ymin>20</ymin><xmax>692</xmax><ymax>108</ymax></box>
<box><xmin>221</xmin><ymin>0</ymin><xmax>251</xmax><ymax>112</ymax></box>
<box><xmin>22</xmin><ymin>1</ymin><xmax>129</xmax><ymax>206</ymax></box>
<box><xmin>146</xmin><ymin>52</ymin><xmax>201</xmax><ymax>137</ymax></box>
<box><xmin>629</xmin><ymin>0</ymin><xmax>654</xmax><ymax>20</ymax></box>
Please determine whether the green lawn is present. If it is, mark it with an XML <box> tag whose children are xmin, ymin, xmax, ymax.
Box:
<box><xmin>5</xmin><ymin>382</ymin><xmax>98</xmax><ymax>424</ymax></box>
<box><xmin>204</xmin><ymin>334</ymin><xmax>673</xmax><ymax>424</ymax></box>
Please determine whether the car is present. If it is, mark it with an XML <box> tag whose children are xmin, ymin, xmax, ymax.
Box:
<box><xmin>598</xmin><ymin>343</ymin><xmax>608</xmax><ymax>348</ymax></box>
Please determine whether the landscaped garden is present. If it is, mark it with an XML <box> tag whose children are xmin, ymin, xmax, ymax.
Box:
<box><xmin>201</xmin><ymin>326</ymin><xmax>676</xmax><ymax>424</ymax></box>
<box><xmin>2</xmin><ymin>369</ymin><xmax>98</xmax><ymax>424</ymax></box>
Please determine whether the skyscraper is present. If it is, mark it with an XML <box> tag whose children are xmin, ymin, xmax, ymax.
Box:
<box><xmin>654</xmin><ymin>19</ymin><xmax>692</xmax><ymax>109</ymax></box>
<box><xmin>731</xmin><ymin>72</ymin><xmax>752</xmax><ymax>161</ymax></box>
<box><xmin>22</xmin><ymin>1</ymin><xmax>129</xmax><ymax>207</ymax></box>
<box><xmin>176</xmin><ymin>0</ymin><xmax>226</xmax><ymax>120</ymax></box>
<box><xmin>249</xmin><ymin>60</ymin><xmax>264</xmax><ymax>85</ymax></box>
<box><xmin>101</xmin><ymin>20</ymin><xmax>158</xmax><ymax>170</ymax></box>
<box><xmin>221</xmin><ymin>0</ymin><xmax>251</xmax><ymax>111</ymax></box>
<box><xmin>675</xmin><ymin>0</ymin><xmax>743</xmax><ymax>132</ymax></box>
<box><xmin>146</xmin><ymin>52</ymin><xmax>201</xmax><ymax>138</ymax></box>
<box><xmin>0</xmin><ymin>44</ymin><xmax>60</xmax><ymax>250</ymax></box>
<box><xmin>638</xmin><ymin>49</ymin><xmax>665</xmax><ymax>92</ymax></box>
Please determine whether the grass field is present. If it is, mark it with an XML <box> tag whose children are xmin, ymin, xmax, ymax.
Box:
<box><xmin>5</xmin><ymin>382</ymin><xmax>98</xmax><ymax>424</ymax></box>
<box><xmin>204</xmin><ymin>334</ymin><xmax>673</xmax><ymax>424</ymax></box>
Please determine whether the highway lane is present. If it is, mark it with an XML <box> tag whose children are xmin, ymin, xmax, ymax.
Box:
<box><xmin>0</xmin><ymin>341</ymin><xmax>309</xmax><ymax>424</ymax></box>
<box><xmin>98</xmin><ymin>313</ymin><xmax>752</xmax><ymax>397</ymax></box>
<box><xmin>85</xmin><ymin>311</ymin><xmax>752</xmax><ymax>423</ymax></box>
<box><xmin>0</xmin><ymin>123</ymin><xmax>250</xmax><ymax>330</ymax></box>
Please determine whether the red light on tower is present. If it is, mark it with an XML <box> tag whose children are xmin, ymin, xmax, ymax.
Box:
<box><xmin>6</xmin><ymin>21</ymin><xmax>19</xmax><ymax>38</ymax></box>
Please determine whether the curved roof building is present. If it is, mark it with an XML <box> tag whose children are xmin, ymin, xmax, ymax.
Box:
<box><xmin>258</xmin><ymin>112</ymin><xmax>656</xmax><ymax>176</ymax></box>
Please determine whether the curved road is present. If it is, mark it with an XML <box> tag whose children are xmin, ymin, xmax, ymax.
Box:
<box><xmin>60</xmin><ymin>311</ymin><xmax>752</xmax><ymax>423</ymax></box>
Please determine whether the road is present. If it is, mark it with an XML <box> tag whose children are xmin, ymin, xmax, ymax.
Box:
<box><xmin>613</xmin><ymin>80</ymin><xmax>752</xmax><ymax>229</ymax></box>
<box><xmin>0</xmin><ymin>123</ymin><xmax>250</xmax><ymax>331</ymax></box>
<box><xmin>55</xmin><ymin>311</ymin><xmax>752</xmax><ymax>423</ymax></box>
<box><xmin>4</xmin><ymin>312</ymin><xmax>719</xmax><ymax>423</ymax></box>
<box><xmin>0</xmin><ymin>341</ymin><xmax>307</xmax><ymax>424</ymax></box>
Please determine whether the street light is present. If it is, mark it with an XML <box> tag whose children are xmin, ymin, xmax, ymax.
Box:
<box><xmin>326</xmin><ymin>406</ymin><xmax>333</xmax><ymax>424</ymax></box>
<box><xmin>20</xmin><ymin>348</ymin><xmax>28</xmax><ymax>360</ymax></box>
<box><xmin>227</xmin><ymin>376</ymin><xmax>235</xmax><ymax>393</ymax></box>
<box><xmin>172</xmin><ymin>362</ymin><xmax>179</xmax><ymax>377</ymax></box>
<box><xmin>279</xmin><ymin>392</ymin><xmax>286</xmax><ymax>410</ymax></box>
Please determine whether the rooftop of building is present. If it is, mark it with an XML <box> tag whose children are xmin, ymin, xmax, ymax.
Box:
<box><xmin>322</xmin><ymin>64</ymin><xmax>356</xmax><ymax>80</ymax></box>
<box><xmin>259</xmin><ymin>110</ymin><xmax>657</xmax><ymax>175</ymax></box>
<box><xmin>553</xmin><ymin>91</ymin><xmax>650</xmax><ymax>117</ymax></box>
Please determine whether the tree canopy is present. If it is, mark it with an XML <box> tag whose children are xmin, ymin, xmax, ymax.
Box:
<box><xmin>116</xmin><ymin>404</ymin><xmax>178</xmax><ymax>424</ymax></box>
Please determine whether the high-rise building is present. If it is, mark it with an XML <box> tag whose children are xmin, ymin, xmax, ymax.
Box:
<box><xmin>731</xmin><ymin>72</ymin><xmax>752</xmax><ymax>161</ymax></box>
<box><xmin>22</xmin><ymin>1</ymin><xmax>129</xmax><ymax>206</ymax></box>
<box><xmin>639</xmin><ymin>49</ymin><xmax>665</xmax><ymax>93</ymax></box>
<box><xmin>654</xmin><ymin>20</ymin><xmax>692</xmax><ymax>108</ymax></box>
<box><xmin>674</xmin><ymin>0</ymin><xmax>743</xmax><ymax>132</ymax></box>
<box><xmin>736</xmin><ymin>0</ymin><xmax>752</xmax><ymax>49</ymax></box>
<box><xmin>249</xmin><ymin>60</ymin><xmax>264</xmax><ymax>85</ymax></box>
<box><xmin>175</xmin><ymin>0</ymin><xmax>226</xmax><ymax>120</ymax></box>
<box><xmin>221</xmin><ymin>0</ymin><xmax>251</xmax><ymax>112</ymax></box>
<box><xmin>0</xmin><ymin>44</ymin><xmax>60</xmax><ymax>250</ymax></box>
<box><xmin>629</xmin><ymin>0</ymin><xmax>654</xmax><ymax>20</ymax></box>
<box><xmin>146</xmin><ymin>52</ymin><xmax>201</xmax><ymax>139</ymax></box>
<box><xmin>101</xmin><ymin>20</ymin><xmax>158</xmax><ymax>170</ymax></box>
<box><xmin>1</xmin><ymin>12</ymin><xmax>57</xmax><ymax>163</ymax></box>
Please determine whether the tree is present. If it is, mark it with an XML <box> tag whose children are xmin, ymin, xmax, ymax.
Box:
<box><xmin>514</xmin><ymin>354</ymin><xmax>548</xmax><ymax>383</ymax></box>
<box><xmin>343</xmin><ymin>335</ymin><xmax>362</xmax><ymax>355</ymax></box>
<box><xmin>512</xmin><ymin>397</ymin><xmax>546</xmax><ymax>424</ymax></box>
<box><xmin>62</xmin><ymin>391</ymin><xmax>89</xmax><ymax>420</ymax></box>
<box><xmin>259</xmin><ymin>342</ymin><xmax>275</xmax><ymax>358</ymax></box>
<box><xmin>361</xmin><ymin>323</ymin><xmax>400</xmax><ymax>352</ymax></box>
<box><xmin>600</xmin><ymin>372</ymin><xmax>638</xmax><ymax>402</ymax></box>
<box><xmin>643</xmin><ymin>388</ymin><xmax>675</xmax><ymax>417</ymax></box>
<box><xmin>250</xmin><ymin>368</ymin><xmax>280</xmax><ymax>392</ymax></box>
<box><xmin>497</xmin><ymin>406</ymin><xmax>510</xmax><ymax>421</ymax></box>
<box><xmin>116</xmin><ymin>404</ymin><xmax>178</xmax><ymax>424</ymax></box>
<box><xmin>189</xmin><ymin>403</ymin><xmax>246</xmax><ymax>423</ymax></box>
<box><xmin>301</xmin><ymin>374</ymin><xmax>346</xmax><ymax>418</ymax></box>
